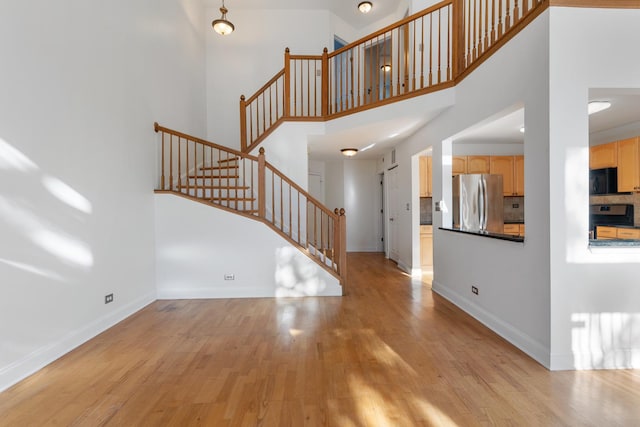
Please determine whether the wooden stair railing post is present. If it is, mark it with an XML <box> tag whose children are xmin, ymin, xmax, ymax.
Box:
<box><xmin>258</xmin><ymin>147</ymin><xmax>266</xmax><ymax>218</ymax></box>
<box><xmin>338</xmin><ymin>208</ymin><xmax>347</xmax><ymax>292</ymax></box>
<box><xmin>239</xmin><ymin>95</ymin><xmax>247</xmax><ymax>152</ymax></box>
<box><xmin>284</xmin><ymin>48</ymin><xmax>291</xmax><ymax>118</ymax></box>
<box><xmin>321</xmin><ymin>47</ymin><xmax>329</xmax><ymax>117</ymax></box>
<box><xmin>452</xmin><ymin>0</ymin><xmax>465</xmax><ymax>79</ymax></box>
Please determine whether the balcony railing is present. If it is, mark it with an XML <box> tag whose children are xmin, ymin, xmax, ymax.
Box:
<box><xmin>240</xmin><ymin>0</ymin><xmax>548</xmax><ymax>153</ymax></box>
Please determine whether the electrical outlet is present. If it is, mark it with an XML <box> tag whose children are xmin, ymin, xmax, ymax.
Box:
<box><xmin>105</xmin><ymin>293</ymin><xmax>114</xmax><ymax>304</ymax></box>
<box><xmin>512</xmin><ymin>203</ymin><xmax>520</xmax><ymax>208</ymax></box>
<box><xmin>471</xmin><ymin>286</ymin><xmax>479</xmax><ymax>295</ymax></box>
<box><xmin>224</xmin><ymin>274</ymin><xmax>235</xmax><ymax>280</ymax></box>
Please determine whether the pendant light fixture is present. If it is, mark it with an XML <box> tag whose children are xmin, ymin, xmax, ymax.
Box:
<box><xmin>212</xmin><ymin>0</ymin><xmax>234</xmax><ymax>36</ymax></box>
<box><xmin>358</xmin><ymin>2</ymin><xmax>373</xmax><ymax>14</ymax></box>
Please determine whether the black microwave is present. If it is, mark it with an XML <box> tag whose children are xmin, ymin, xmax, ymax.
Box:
<box><xmin>589</xmin><ymin>167</ymin><xmax>618</xmax><ymax>195</ymax></box>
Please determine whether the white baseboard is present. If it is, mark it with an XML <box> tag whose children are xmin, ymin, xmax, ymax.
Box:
<box><xmin>0</xmin><ymin>291</ymin><xmax>156</xmax><ymax>393</ymax></box>
<box><xmin>432</xmin><ymin>280</ymin><xmax>550</xmax><ymax>369</ymax></box>
<box><xmin>158</xmin><ymin>284</ymin><xmax>342</xmax><ymax>299</ymax></box>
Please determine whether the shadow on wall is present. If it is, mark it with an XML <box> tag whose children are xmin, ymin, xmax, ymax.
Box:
<box><xmin>274</xmin><ymin>246</ymin><xmax>330</xmax><ymax>297</ymax></box>
<box><xmin>0</xmin><ymin>137</ymin><xmax>94</xmax><ymax>281</ymax></box>
<box><xmin>571</xmin><ymin>311</ymin><xmax>640</xmax><ymax>369</ymax></box>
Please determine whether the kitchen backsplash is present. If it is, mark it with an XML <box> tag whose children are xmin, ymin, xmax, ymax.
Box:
<box><xmin>590</xmin><ymin>192</ymin><xmax>640</xmax><ymax>226</ymax></box>
<box><xmin>420</xmin><ymin>197</ymin><xmax>432</xmax><ymax>225</ymax></box>
<box><xmin>504</xmin><ymin>196</ymin><xmax>525</xmax><ymax>223</ymax></box>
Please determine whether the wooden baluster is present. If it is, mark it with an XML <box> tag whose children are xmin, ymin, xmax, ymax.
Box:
<box><xmin>261</xmin><ymin>92</ymin><xmax>266</xmax><ymax>137</ymax></box>
<box><xmin>396</xmin><ymin>28</ymin><xmax>401</xmax><ymax>95</ymax></box>
<box><xmin>498</xmin><ymin>0</ymin><xmax>504</xmax><ymax>37</ymax></box>
<box><xmin>466</xmin><ymin>0</ymin><xmax>471</xmax><ymax>66</ymax></box>
<box><xmin>451</xmin><ymin>0</ymin><xmax>463</xmax><ymax>78</ymax></box>
<box><xmin>284</xmin><ymin>48</ymin><xmax>291</xmax><ymax>118</ymax></box>
<box><xmin>177</xmin><ymin>137</ymin><xmax>182</xmax><ymax>191</ymax></box>
<box><xmin>349</xmin><ymin>53</ymin><xmax>354</xmax><ymax>109</ymax></box>
<box><xmin>523</xmin><ymin>0</ymin><xmax>529</xmax><ymax>16</ymax></box>
<box><xmin>258</xmin><ymin>148</ymin><xmax>265</xmax><ymax>218</ymax></box>
<box><xmin>491</xmin><ymin>0</ymin><xmax>497</xmax><ymax>43</ymax></box>
<box><xmin>447</xmin><ymin>5</ymin><xmax>451</xmax><ymax>81</ymax></box>
<box><xmin>412</xmin><ymin>23</ymin><xmax>416</xmax><ymax>92</ymax></box>
<box><xmin>275</xmin><ymin>79</ymin><xmax>280</xmax><ymax>120</ymax></box>
<box><xmin>506</xmin><ymin>0</ymin><xmax>511</xmax><ymax>31</ymax></box>
<box><xmin>289</xmin><ymin>185</ymin><xmax>292</xmax><ymax>239</ymax></box>
<box><xmin>209</xmin><ymin>146</ymin><xmax>214</xmax><ymax>202</ymax></box>
<box><xmin>293</xmin><ymin>59</ymin><xmax>298</xmax><ymax>117</ymax></box>
<box><xmin>297</xmin><ymin>192</ymin><xmax>301</xmax><ymax>245</ymax></box>
<box><xmin>484</xmin><ymin>0</ymin><xmax>489</xmax><ymax>51</ymax></box>
<box><xmin>170</xmin><ymin>134</ymin><xmax>174</xmax><ymax>191</ymax></box>
<box><xmin>514</xmin><ymin>0</ymin><xmax>520</xmax><ymax>22</ymax></box>
<box><xmin>429</xmin><ymin>14</ymin><xmax>434</xmax><ymax>86</ymax></box>
<box><xmin>239</xmin><ymin>95</ymin><xmax>247</xmax><ymax>152</ymax></box>
<box><xmin>419</xmin><ymin>18</ymin><xmax>425</xmax><ymax>89</ymax></box>
<box><xmin>269</xmin><ymin>85</ymin><xmax>273</xmax><ymax>126</ymax></box>
<box><xmin>321</xmin><ymin>49</ymin><xmax>328</xmax><ymax>117</ymax></box>
<box><xmin>201</xmin><ymin>141</ymin><xmax>205</xmax><ymax>198</ymax></box>
<box><xmin>249</xmin><ymin>103</ymin><xmax>254</xmax><ymax>146</ymax></box>
<box><xmin>438</xmin><ymin>10</ymin><xmax>442</xmax><ymax>83</ymax></box>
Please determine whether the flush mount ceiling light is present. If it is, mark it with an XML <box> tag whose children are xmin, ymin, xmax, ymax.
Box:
<box><xmin>341</xmin><ymin>148</ymin><xmax>358</xmax><ymax>157</ymax></box>
<box><xmin>588</xmin><ymin>101</ymin><xmax>611</xmax><ymax>115</ymax></box>
<box><xmin>519</xmin><ymin>126</ymin><xmax>525</xmax><ymax>133</ymax></box>
<box><xmin>380</xmin><ymin>64</ymin><xmax>391</xmax><ymax>72</ymax></box>
<box><xmin>358</xmin><ymin>1</ymin><xmax>373</xmax><ymax>14</ymax></box>
<box><xmin>212</xmin><ymin>0</ymin><xmax>234</xmax><ymax>36</ymax></box>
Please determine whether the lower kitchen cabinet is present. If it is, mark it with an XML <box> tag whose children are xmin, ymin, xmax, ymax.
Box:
<box><xmin>420</xmin><ymin>225</ymin><xmax>433</xmax><ymax>267</ymax></box>
<box><xmin>596</xmin><ymin>226</ymin><xmax>640</xmax><ymax>240</ymax></box>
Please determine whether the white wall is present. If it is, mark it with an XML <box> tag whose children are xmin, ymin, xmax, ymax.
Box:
<box><xmin>391</xmin><ymin>12</ymin><xmax>552</xmax><ymax>367</ymax></box>
<box><xmin>548</xmin><ymin>8</ymin><xmax>640</xmax><ymax>370</ymax></box>
<box><xmin>0</xmin><ymin>0</ymin><xmax>207</xmax><ymax>391</ymax></box>
<box><xmin>155</xmin><ymin>194</ymin><xmax>341</xmax><ymax>298</ymax></box>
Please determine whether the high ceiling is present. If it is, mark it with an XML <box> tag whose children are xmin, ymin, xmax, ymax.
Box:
<box><xmin>205</xmin><ymin>0</ymin><xmax>410</xmax><ymax>30</ymax></box>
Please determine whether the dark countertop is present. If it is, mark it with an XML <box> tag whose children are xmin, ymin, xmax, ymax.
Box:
<box><xmin>504</xmin><ymin>221</ymin><xmax>525</xmax><ymax>225</ymax></box>
<box><xmin>439</xmin><ymin>227</ymin><xmax>524</xmax><ymax>243</ymax></box>
<box><xmin>589</xmin><ymin>239</ymin><xmax>640</xmax><ymax>247</ymax></box>
<box><xmin>420</xmin><ymin>221</ymin><xmax>432</xmax><ymax>225</ymax></box>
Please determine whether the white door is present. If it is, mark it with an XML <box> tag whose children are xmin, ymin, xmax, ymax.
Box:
<box><xmin>387</xmin><ymin>167</ymin><xmax>399</xmax><ymax>261</ymax></box>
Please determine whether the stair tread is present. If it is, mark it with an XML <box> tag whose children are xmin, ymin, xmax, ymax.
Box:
<box><xmin>200</xmin><ymin>165</ymin><xmax>239</xmax><ymax>171</ymax></box>
<box><xmin>217</xmin><ymin>157</ymin><xmax>240</xmax><ymax>164</ymax></box>
<box><xmin>178</xmin><ymin>185</ymin><xmax>250</xmax><ymax>189</ymax></box>
<box><xmin>188</xmin><ymin>175</ymin><xmax>240</xmax><ymax>179</ymax></box>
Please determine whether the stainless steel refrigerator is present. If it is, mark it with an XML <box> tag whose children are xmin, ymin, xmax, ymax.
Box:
<box><xmin>453</xmin><ymin>174</ymin><xmax>504</xmax><ymax>233</ymax></box>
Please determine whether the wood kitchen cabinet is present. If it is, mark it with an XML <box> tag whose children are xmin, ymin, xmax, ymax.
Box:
<box><xmin>596</xmin><ymin>225</ymin><xmax>640</xmax><ymax>240</ymax></box>
<box><xmin>452</xmin><ymin>156</ymin><xmax>467</xmax><ymax>175</ymax></box>
<box><xmin>617</xmin><ymin>137</ymin><xmax>640</xmax><ymax>192</ymax></box>
<box><xmin>420</xmin><ymin>225</ymin><xmax>433</xmax><ymax>267</ymax></box>
<box><xmin>490</xmin><ymin>155</ymin><xmax>524</xmax><ymax>196</ymax></box>
<box><xmin>503</xmin><ymin>223</ymin><xmax>525</xmax><ymax>237</ymax></box>
<box><xmin>467</xmin><ymin>156</ymin><xmax>491</xmax><ymax>174</ymax></box>
<box><xmin>590</xmin><ymin>141</ymin><xmax>618</xmax><ymax>170</ymax></box>
<box><xmin>419</xmin><ymin>156</ymin><xmax>432</xmax><ymax>197</ymax></box>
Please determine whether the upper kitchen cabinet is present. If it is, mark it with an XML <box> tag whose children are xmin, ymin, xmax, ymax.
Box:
<box><xmin>419</xmin><ymin>156</ymin><xmax>432</xmax><ymax>197</ymax></box>
<box><xmin>490</xmin><ymin>155</ymin><xmax>524</xmax><ymax>196</ymax></box>
<box><xmin>514</xmin><ymin>155</ymin><xmax>525</xmax><ymax>196</ymax></box>
<box><xmin>590</xmin><ymin>141</ymin><xmax>617</xmax><ymax>170</ymax></box>
<box><xmin>452</xmin><ymin>156</ymin><xmax>467</xmax><ymax>175</ymax></box>
<box><xmin>617</xmin><ymin>137</ymin><xmax>640</xmax><ymax>192</ymax></box>
<box><xmin>490</xmin><ymin>156</ymin><xmax>514</xmax><ymax>195</ymax></box>
<box><xmin>467</xmin><ymin>156</ymin><xmax>491</xmax><ymax>174</ymax></box>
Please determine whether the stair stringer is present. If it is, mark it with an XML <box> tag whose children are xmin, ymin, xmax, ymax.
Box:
<box><xmin>154</xmin><ymin>193</ymin><xmax>342</xmax><ymax>299</ymax></box>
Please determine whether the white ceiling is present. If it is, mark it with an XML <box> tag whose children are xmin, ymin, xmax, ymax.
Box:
<box><xmin>205</xmin><ymin>0</ymin><xmax>410</xmax><ymax>30</ymax></box>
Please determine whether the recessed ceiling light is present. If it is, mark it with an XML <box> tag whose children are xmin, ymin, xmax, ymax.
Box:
<box><xmin>361</xmin><ymin>143</ymin><xmax>375</xmax><ymax>152</ymax></box>
<box><xmin>588</xmin><ymin>101</ymin><xmax>611</xmax><ymax>115</ymax></box>
<box><xmin>341</xmin><ymin>148</ymin><xmax>358</xmax><ymax>157</ymax></box>
<box><xmin>358</xmin><ymin>2</ymin><xmax>373</xmax><ymax>14</ymax></box>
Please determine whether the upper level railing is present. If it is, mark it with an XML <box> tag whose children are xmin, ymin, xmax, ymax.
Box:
<box><xmin>239</xmin><ymin>0</ymin><xmax>548</xmax><ymax>153</ymax></box>
<box><xmin>154</xmin><ymin>123</ymin><xmax>347</xmax><ymax>287</ymax></box>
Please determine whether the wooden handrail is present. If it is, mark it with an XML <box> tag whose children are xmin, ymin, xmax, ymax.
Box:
<box><xmin>244</xmin><ymin>70</ymin><xmax>285</xmax><ymax>106</ymax></box>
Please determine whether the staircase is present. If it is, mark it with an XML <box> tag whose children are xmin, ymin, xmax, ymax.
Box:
<box><xmin>153</xmin><ymin>123</ymin><xmax>347</xmax><ymax>287</ymax></box>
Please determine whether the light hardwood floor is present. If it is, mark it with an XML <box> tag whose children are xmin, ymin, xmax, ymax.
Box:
<box><xmin>1</xmin><ymin>253</ymin><xmax>639</xmax><ymax>426</ymax></box>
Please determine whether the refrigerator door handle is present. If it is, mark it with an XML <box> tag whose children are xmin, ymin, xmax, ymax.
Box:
<box><xmin>480</xmin><ymin>176</ymin><xmax>487</xmax><ymax>231</ymax></box>
<box><xmin>478</xmin><ymin>177</ymin><xmax>485</xmax><ymax>231</ymax></box>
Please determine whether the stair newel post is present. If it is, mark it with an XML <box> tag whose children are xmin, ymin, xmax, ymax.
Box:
<box><xmin>335</xmin><ymin>208</ymin><xmax>347</xmax><ymax>292</ymax></box>
<box><xmin>451</xmin><ymin>0</ymin><xmax>465</xmax><ymax>79</ymax></box>
<box><xmin>258</xmin><ymin>147</ymin><xmax>266</xmax><ymax>219</ymax></box>
<box><xmin>321</xmin><ymin>47</ymin><xmax>329</xmax><ymax>117</ymax></box>
<box><xmin>284</xmin><ymin>48</ymin><xmax>291</xmax><ymax>118</ymax></box>
<box><xmin>239</xmin><ymin>95</ymin><xmax>247</xmax><ymax>152</ymax></box>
